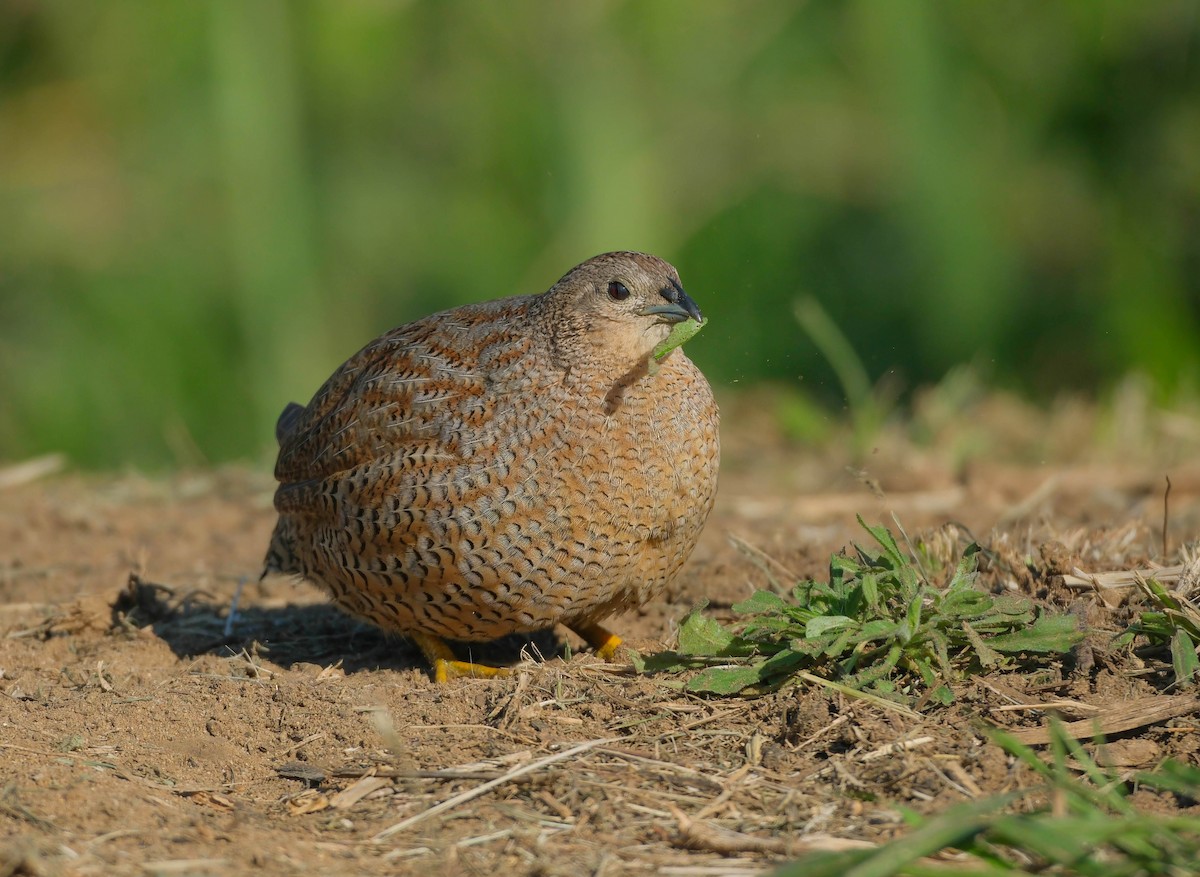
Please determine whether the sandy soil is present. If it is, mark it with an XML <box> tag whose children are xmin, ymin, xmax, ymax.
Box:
<box><xmin>2</xmin><ymin>399</ymin><xmax>1199</xmax><ymax>876</ymax></box>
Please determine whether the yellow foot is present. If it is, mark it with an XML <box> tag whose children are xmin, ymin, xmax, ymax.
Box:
<box><xmin>409</xmin><ymin>632</ymin><xmax>512</xmax><ymax>684</ymax></box>
<box><xmin>432</xmin><ymin>659</ymin><xmax>512</xmax><ymax>684</ymax></box>
<box><xmin>569</xmin><ymin>623</ymin><xmax>625</xmax><ymax>662</ymax></box>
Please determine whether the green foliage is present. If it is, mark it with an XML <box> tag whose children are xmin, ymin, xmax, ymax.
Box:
<box><xmin>1114</xmin><ymin>576</ymin><xmax>1200</xmax><ymax>688</ymax></box>
<box><xmin>770</xmin><ymin>723</ymin><xmax>1200</xmax><ymax>877</ymax></box>
<box><xmin>642</xmin><ymin>518</ymin><xmax>1083</xmax><ymax>703</ymax></box>
<box><xmin>2</xmin><ymin>3</ymin><xmax>1199</xmax><ymax>466</ymax></box>
<box><xmin>794</xmin><ymin>297</ymin><xmax>889</xmax><ymax>456</ymax></box>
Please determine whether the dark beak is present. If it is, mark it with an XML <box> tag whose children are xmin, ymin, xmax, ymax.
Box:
<box><xmin>637</xmin><ymin>279</ymin><xmax>704</xmax><ymax>324</ymax></box>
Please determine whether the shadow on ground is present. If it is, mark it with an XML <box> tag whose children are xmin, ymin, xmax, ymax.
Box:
<box><xmin>110</xmin><ymin>572</ymin><xmax>564</xmax><ymax>677</ymax></box>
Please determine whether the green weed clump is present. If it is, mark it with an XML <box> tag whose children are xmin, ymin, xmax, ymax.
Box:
<box><xmin>770</xmin><ymin>723</ymin><xmax>1200</xmax><ymax>877</ymax></box>
<box><xmin>639</xmin><ymin>519</ymin><xmax>1083</xmax><ymax>704</ymax></box>
<box><xmin>1115</xmin><ymin>575</ymin><xmax>1200</xmax><ymax>688</ymax></box>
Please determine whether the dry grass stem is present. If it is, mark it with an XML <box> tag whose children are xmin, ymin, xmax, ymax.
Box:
<box><xmin>1063</xmin><ymin>564</ymin><xmax>1187</xmax><ymax>590</ymax></box>
<box><xmin>0</xmin><ymin>454</ymin><xmax>66</xmax><ymax>490</ymax></box>
<box><xmin>1008</xmin><ymin>693</ymin><xmax>1200</xmax><ymax>744</ymax></box>
<box><xmin>371</xmin><ymin>737</ymin><xmax>617</xmax><ymax>840</ymax></box>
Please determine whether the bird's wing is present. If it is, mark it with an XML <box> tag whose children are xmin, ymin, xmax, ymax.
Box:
<box><xmin>270</xmin><ymin>298</ymin><xmax>544</xmax><ymax>505</ymax></box>
<box><xmin>273</xmin><ymin>317</ymin><xmax>495</xmax><ymax>494</ymax></box>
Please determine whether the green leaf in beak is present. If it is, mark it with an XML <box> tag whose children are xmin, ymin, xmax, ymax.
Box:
<box><xmin>653</xmin><ymin>316</ymin><xmax>706</xmax><ymax>363</ymax></box>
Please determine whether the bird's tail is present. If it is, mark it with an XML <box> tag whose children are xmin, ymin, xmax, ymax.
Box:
<box><xmin>261</xmin><ymin>516</ymin><xmax>303</xmax><ymax>581</ymax></box>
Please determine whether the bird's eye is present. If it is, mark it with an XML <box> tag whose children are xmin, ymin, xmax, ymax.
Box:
<box><xmin>607</xmin><ymin>281</ymin><xmax>630</xmax><ymax>301</ymax></box>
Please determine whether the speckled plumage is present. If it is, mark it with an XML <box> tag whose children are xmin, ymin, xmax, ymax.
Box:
<box><xmin>263</xmin><ymin>252</ymin><xmax>719</xmax><ymax>676</ymax></box>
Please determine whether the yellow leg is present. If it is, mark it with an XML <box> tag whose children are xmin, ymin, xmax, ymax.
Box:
<box><xmin>570</xmin><ymin>622</ymin><xmax>625</xmax><ymax>662</ymax></box>
<box><xmin>409</xmin><ymin>632</ymin><xmax>511</xmax><ymax>683</ymax></box>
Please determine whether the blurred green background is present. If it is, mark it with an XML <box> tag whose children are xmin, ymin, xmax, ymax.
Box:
<box><xmin>2</xmin><ymin>1</ymin><xmax>1198</xmax><ymax>468</ymax></box>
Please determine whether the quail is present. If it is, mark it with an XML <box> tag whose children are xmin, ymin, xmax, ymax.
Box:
<box><xmin>263</xmin><ymin>252</ymin><xmax>720</xmax><ymax>681</ymax></box>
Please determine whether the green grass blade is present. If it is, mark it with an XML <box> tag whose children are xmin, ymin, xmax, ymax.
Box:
<box><xmin>985</xmin><ymin>614</ymin><xmax>1084</xmax><ymax>653</ymax></box>
<box><xmin>1171</xmin><ymin>628</ymin><xmax>1198</xmax><ymax>686</ymax></box>
<box><xmin>1133</xmin><ymin>758</ymin><xmax>1200</xmax><ymax>798</ymax></box>
<box><xmin>857</xmin><ymin>514</ymin><xmax>909</xmax><ymax>570</ymax></box>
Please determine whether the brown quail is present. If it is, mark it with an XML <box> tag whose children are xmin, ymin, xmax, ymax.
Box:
<box><xmin>263</xmin><ymin>252</ymin><xmax>720</xmax><ymax>681</ymax></box>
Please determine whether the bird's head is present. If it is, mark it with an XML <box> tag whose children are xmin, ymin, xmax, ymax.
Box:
<box><xmin>541</xmin><ymin>252</ymin><xmax>704</xmax><ymax>371</ymax></box>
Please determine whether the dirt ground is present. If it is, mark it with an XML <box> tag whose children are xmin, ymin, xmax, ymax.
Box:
<box><xmin>2</xmin><ymin>390</ymin><xmax>1199</xmax><ymax>876</ymax></box>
